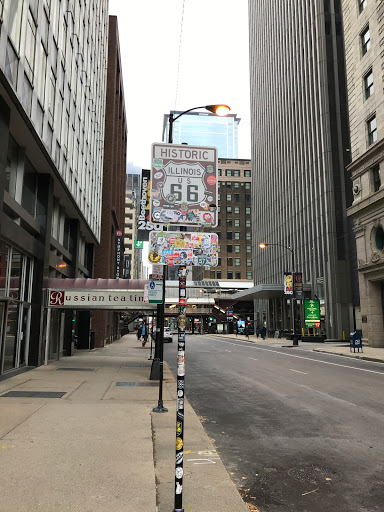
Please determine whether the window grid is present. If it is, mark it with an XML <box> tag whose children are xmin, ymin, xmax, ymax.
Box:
<box><xmin>368</xmin><ymin>115</ymin><xmax>377</xmax><ymax>145</ymax></box>
<box><xmin>364</xmin><ymin>70</ymin><xmax>374</xmax><ymax>99</ymax></box>
<box><xmin>361</xmin><ymin>27</ymin><xmax>371</xmax><ymax>55</ymax></box>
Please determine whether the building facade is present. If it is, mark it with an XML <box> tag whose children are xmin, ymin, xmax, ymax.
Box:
<box><xmin>0</xmin><ymin>0</ymin><xmax>108</xmax><ymax>376</ymax></box>
<box><xmin>163</xmin><ymin>111</ymin><xmax>241</xmax><ymax>158</ymax></box>
<box><xmin>248</xmin><ymin>0</ymin><xmax>356</xmax><ymax>338</ymax></box>
<box><xmin>344</xmin><ymin>0</ymin><xmax>384</xmax><ymax>346</ymax></box>
<box><xmin>93</xmin><ymin>16</ymin><xmax>127</xmax><ymax>348</ymax></box>
<box><xmin>196</xmin><ymin>158</ymin><xmax>253</xmax><ymax>282</ymax></box>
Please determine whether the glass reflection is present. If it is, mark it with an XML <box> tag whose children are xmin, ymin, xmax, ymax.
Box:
<box><xmin>3</xmin><ymin>304</ymin><xmax>19</xmax><ymax>371</ymax></box>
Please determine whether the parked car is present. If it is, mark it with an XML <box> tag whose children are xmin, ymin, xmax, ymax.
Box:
<box><xmin>163</xmin><ymin>327</ymin><xmax>173</xmax><ymax>343</ymax></box>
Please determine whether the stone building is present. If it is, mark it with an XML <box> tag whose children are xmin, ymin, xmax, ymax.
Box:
<box><xmin>344</xmin><ymin>0</ymin><xmax>384</xmax><ymax>346</ymax></box>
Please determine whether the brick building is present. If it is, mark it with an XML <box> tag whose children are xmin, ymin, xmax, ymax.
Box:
<box><xmin>93</xmin><ymin>16</ymin><xmax>127</xmax><ymax>347</ymax></box>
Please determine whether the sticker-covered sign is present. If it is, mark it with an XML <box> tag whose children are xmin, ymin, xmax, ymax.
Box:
<box><xmin>148</xmin><ymin>231</ymin><xmax>218</xmax><ymax>266</ymax></box>
<box><xmin>150</xmin><ymin>143</ymin><xmax>218</xmax><ymax>227</ymax></box>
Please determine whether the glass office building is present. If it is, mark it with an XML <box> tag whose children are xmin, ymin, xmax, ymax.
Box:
<box><xmin>163</xmin><ymin>112</ymin><xmax>240</xmax><ymax>158</ymax></box>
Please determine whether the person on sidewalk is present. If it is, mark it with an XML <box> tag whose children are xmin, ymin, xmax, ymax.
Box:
<box><xmin>256</xmin><ymin>326</ymin><xmax>260</xmax><ymax>339</ymax></box>
<box><xmin>136</xmin><ymin>325</ymin><xmax>142</xmax><ymax>342</ymax></box>
<box><xmin>141</xmin><ymin>323</ymin><xmax>148</xmax><ymax>347</ymax></box>
<box><xmin>261</xmin><ymin>325</ymin><xmax>266</xmax><ymax>340</ymax></box>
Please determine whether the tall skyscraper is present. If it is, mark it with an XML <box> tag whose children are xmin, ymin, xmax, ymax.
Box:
<box><xmin>343</xmin><ymin>0</ymin><xmax>384</xmax><ymax>347</ymax></box>
<box><xmin>247</xmin><ymin>1</ymin><xmax>356</xmax><ymax>339</ymax></box>
<box><xmin>163</xmin><ymin>111</ymin><xmax>240</xmax><ymax>158</ymax></box>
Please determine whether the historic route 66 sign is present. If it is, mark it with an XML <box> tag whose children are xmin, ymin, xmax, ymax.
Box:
<box><xmin>150</xmin><ymin>143</ymin><xmax>218</xmax><ymax>227</ymax></box>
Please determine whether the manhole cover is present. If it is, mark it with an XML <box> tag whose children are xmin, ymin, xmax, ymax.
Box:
<box><xmin>1</xmin><ymin>391</ymin><xmax>66</xmax><ymax>398</ymax></box>
<box><xmin>116</xmin><ymin>382</ymin><xmax>157</xmax><ymax>387</ymax></box>
<box><xmin>57</xmin><ymin>368</ymin><xmax>95</xmax><ymax>372</ymax></box>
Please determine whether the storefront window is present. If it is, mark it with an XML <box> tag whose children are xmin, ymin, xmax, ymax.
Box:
<box><xmin>10</xmin><ymin>249</ymin><xmax>22</xmax><ymax>302</ymax></box>
<box><xmin>3</xmin><ymin>304</ymin><xmax>19</xmax><ymax>371</ymax></box>
<box><xmin>0</xmin><ymin>243</ymin><xmax>9</xmax><ymax>297</ymax></box>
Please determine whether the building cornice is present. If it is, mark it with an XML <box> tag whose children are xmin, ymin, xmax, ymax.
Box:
<box><xmin>347</xmin><ymin>138</ymin><xmax>384</xmax><ymax>177</ymax></box>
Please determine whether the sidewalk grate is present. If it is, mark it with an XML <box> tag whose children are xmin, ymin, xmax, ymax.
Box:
<box><xmin>116</xmin><ymin>382</ymin><xmax>157</xmax><ymax>387</ymax></box>
<box><xmin>121</xmin><ymin>363</ymin><xmax>151</xmax><ymax>368</ymax></box>
<box><xmin>1</xmin><ymin>391</ymin><xmax>66</xmax><ymax>398</ymax></box>
<box><xmin>56</xmin><ymin>368</ymin><xmax>95</xmax><ymax>372</ymax></box>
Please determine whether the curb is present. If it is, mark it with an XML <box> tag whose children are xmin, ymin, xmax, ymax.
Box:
<box><xmin>312</xmin><ymin>348</ymin><xmax>384</xmax><ymax>364</ymax></box>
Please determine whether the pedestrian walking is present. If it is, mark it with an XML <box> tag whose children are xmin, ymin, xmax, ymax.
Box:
<box><xmin>261</xmin><ymin>325</ymin><xmax>267</xmax><ymax>340</ymax></box>
<box><xmin>141</xmin><ymin>323</ymin><xmax>147</xmax><ymax>347</ymax></box>
<box><xmin>136</xmin><ymin>325</ymin><xmax>142</xmax><ymax>341</ymax></box>
<box><xmin>256</xmin><ymin>326</ymin><xmax>260</xmax><ymax>338</ymax></box>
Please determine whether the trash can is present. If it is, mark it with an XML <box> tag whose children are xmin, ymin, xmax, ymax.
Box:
<box><xmin>89</xmin><ymin>331</ymin><xmax>95</xmax><ymax>350</ymax></box>
<box><xmin>349</xmin><ymin>332</ymin><xmax>362</xmax><ymax>353</ymax></box>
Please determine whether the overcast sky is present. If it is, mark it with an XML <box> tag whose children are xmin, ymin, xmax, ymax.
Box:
<box><xmin>108</xmin><ymin>0</ymin><xmax>251</xmax><ymax>171</ymax></box>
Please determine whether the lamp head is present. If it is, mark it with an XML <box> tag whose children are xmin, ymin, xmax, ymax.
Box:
<box><xmin>205</xmin><ymin>104</ymin><xmax>231</xmax><ymax>116</ymax></box>
<box><xmin>259</xmin><ymin>243</ymin><xmax>267</xmax><ymax>249</ymax></box>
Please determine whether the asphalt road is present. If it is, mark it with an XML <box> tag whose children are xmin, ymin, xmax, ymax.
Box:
<box><xmin>164</xmin><ymin>335</ymin><xmax>384</xmax><ymax>512</ymax></box>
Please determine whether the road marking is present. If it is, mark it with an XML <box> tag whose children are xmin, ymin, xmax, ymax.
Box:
<box><xmin>225</xmin><ymin>350</ymin><xmax>232</xmax><ymax>352</ymax></box>
<box><xmin>213</xmin><ymin>339</ymin><xmax>384</xmax><ymax>376</ymax></box>
<box><xmin>290</xmin><ymin>369</ymin><xmax>307</xmax><ymax>375</ymax></box>
<box><xmin>248</xmin><ymin>357</ymin><xmax>258</xmax><ymax>361</ymax></box>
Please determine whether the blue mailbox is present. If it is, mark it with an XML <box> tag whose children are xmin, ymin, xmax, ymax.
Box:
<box><xmin>349</xmin><ymin>332</ymin><xmax>363</xmax><ymax>353</ymax></box>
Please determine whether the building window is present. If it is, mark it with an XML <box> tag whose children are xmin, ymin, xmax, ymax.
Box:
<box><xmin>233</xmin><ymin>170</ymin><xmax>240</xmax><ymax>177</ymax></box>
<box><xmin>25</xmin><ymin>10</ymin><xmax>37</xmax><ymax>82</ymax></box>
<box><xmin>218</xmin><ymin>169</ymin><xmax>222</xmax><ymax>176</ymax></box>
<box><xmin>234</xmin><ymin>232</ymin><xmax>240</xmax><ymax>240</ymax></box>
<box><xmin>246</xmin><ymin>194</ymin><xmax>251</xmax><ymax>202</ymax></box>
<box><xmin>227</xmin><ymin>206</ymin><xmax>232</xmax><ymax>213</ymax></box>
<box><xmin>210</xmin><ymin>270</ymin><xmax>215</xmax><ymax>279</ymax></box>
<box><xmin>226</xmin><ymin>169</ymin><xmax>232</xmax><ymax>176</ymax></box>
<box><xmin>361</xmin><ymin>26</ymin><xmax>371</xmax><ymax>55</ymax></box>
<box><xmin>218</xmin><ymin>258</ymin><xmax>221</xmax><ymax>266</ymax></box>
<box><xmin>227</xmin><ymin>232</ymin><xmax>232</xmax><ymax>240</ymax></box>
<box><xmin>227</xmin><ymin>245</ymin><xmax>233</xmax><ymax>253</ymax></box>
<box><xmin>235</xmin><ymin>245</ymin><xmax>240</xmax><ymax>253</ymax></box>
<box><xmin>218</xmin><ymin>245</ymin><xmax>221</xmax><ymax>252</ymax></box>
<box><xmin>359</xmin><ymin>0</ymin><xmax>367</xmax><ymax>13</ymax></box>
<box><xmin>375</xmin><ymin>226</ymin><xmax>384</xmax><ymax>250</ymax></box>
<box><xmin>227</xmin><ymin>271</ymin><xmax>233</xmax><ymax>279</ymax></box>
<box><xmin>234</xmin><ymin>219</ymin><xmax>240</xmax><ymax>227</ymax></box>
<box><xmin>246</xmin><ymin>245</ymin><xmax>251</xmax><ymax>253</ymax></box>
<box><xmin>244</xmin><ymin>170</ymin><xmax>251</xmax><ymax>177</ymax></box>
<box><xmin>246</xmin><ymin>207</ymin><xmax>251</xmax><ymax>215</ymax></box>
<box><xmin>234</xmin><ymin>194</ymin><xmax>240</xmax><ymax>202</ymax></box>
<box><xmin>246</xmin><ymin>220</ymin><xmax>251</xmax><ymax>227</ymax></box>
<box><xmin>246</xmin><ymin>232</ymin><xmax>252</xmax><ymax>240</ymax></box>
<box><xmin>218</xmin><ymin>206</ymin><xmax>220</xmax><ymax>213</ymax></box>
<box><xmin>247</xmin><ymin>258</ymin><xmax>252</xmax><ymax>267</ymax></box>
<box><xmin>218</xmin><ymin>193</ymin><xmax>221</xmax><ymax>200</ymax></box>
<box><xmin>247</xmin><ymin>271</ymin><xmax>253</xmax><ymax>280</ymax></box>
<box><xmin>217</xmin><ymin>271</ymin><xmax>222</xmax><ymax>279</ymax></box>
<box><xmin>227</xmin><ymin>258</ymin><xmax>233</xmax><ymax>266</ymax></box>
<box><xmin>227</xmin><ymin>219</ymin><xmax>232</xmax><ymax>227</ymax></box>
<box><xmin>235</xmin><ymin>258</ymin><xmax>241</xmax><ymax>266</ymax></box>
<box><xmin>226</xmin><ymin>182</ymin><xmax>231</xmax><ymax>188</ymax></box>
<box><xmin>364</xmin><ymin>70</ymin><xmax>374</xmax><ymax>99</ymax></box>
<box><xmin>245</xmin><ymin>183</ymin><xmax>251</xmax><ymax>189</ymax></box>
<box><xmin>226</xmin><ymin>194</ymin><xmax>232</xmax><ymax>201</ymax></box>
<box><xmin>367</xmin><ymin>115</ymin><xmax>377</xmax><ymax>145</ymax></box>
<box><xmin>234</xmin><ymin>207</ymin><xmax>240</xmax><ymax>214</ymax></box>
<box><xmin>234</xmin><ymin>182</ymin><xmax>240</xmax><ymax>188</ymax></box>
<box><xmin>373</xmin><ymin>165</ymin><xmax>381</xmax><ymax>192</ymax></box>
<box><xmin>235</xmin><ymin>271</ymin><xmax>241</xmax><ymax>279</ymax></box>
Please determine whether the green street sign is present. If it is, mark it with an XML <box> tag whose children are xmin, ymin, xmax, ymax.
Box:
<box><xmin>304</xmin><ymin>299</ymin><xmax>320</xmax><ymax>328</ymax></box>
<box><xmin>135</xmin><ymin>240</ymin><xmax>144</xmax><ymax>249</ymax></box>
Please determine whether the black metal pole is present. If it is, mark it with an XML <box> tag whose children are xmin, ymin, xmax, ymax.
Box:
<box><xmin>153</xmin><ymin>266</ymin><xmax>168</xmax><ymax>413</ymax></box>
<box><xmin>291</xmin><ymin>249</ymin><xmax>298</xmax><ymax>346</ymax></box>
<box><xmin>168</xmin><ymin>113</ymin><xmax>174</xmax><ymax>144</ymax></box>
<box><xmin>173</xmin><ymin>265</ymin><xmax>186</xmax><ymax>512</ymax></box>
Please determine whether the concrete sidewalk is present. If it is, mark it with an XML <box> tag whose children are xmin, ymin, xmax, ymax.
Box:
<box><xmin>208</xmin><ymin>332</ymin><xmax>384</xmax><ymax>363</ymax></box>
<box><xmin>0</xmin><ymin>334</ymin><xmax>249</xmax><ymax>512</ymax></box>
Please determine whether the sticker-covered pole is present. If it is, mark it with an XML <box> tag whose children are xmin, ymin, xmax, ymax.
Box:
<box><xmin>173</xmin><ymin>265</ymin><xmax>186</xmax><ymax>512</ymax></box>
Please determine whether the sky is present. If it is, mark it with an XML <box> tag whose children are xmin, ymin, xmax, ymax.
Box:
<box><xmin>108</xmin><ymin>0</ymin><xmax>251</xmax><ymax>171</ymax></box>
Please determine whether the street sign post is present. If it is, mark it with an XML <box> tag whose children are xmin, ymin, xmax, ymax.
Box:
<box><xmin>304</xmin><ymin>299</ymin><xmax>321</xmax><ymax>328</ymax></box>
<box><xmin>148</xmin><ymin>231</ymin><xmax>218</xmax><ymax>267</ymax></box>
<box><xmin>150</xmin><ymin>143</ymin><xmax>218</xmax><ymax>227</ymax></box>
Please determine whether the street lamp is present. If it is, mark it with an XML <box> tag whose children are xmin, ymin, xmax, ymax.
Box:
<box><xmin>168</xmin><ymin>104</ymin><xmax>230</xmax><ymax>144</ymax></box>
<box><xmin>165</xmin><ymin>103</ymin><xmax>230</xmax><ymax>512</ymax></box>
<box><xmin>259</xmin><ymin>242</ymin><xmax>298</xmax><ymax>345</ymax></box>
